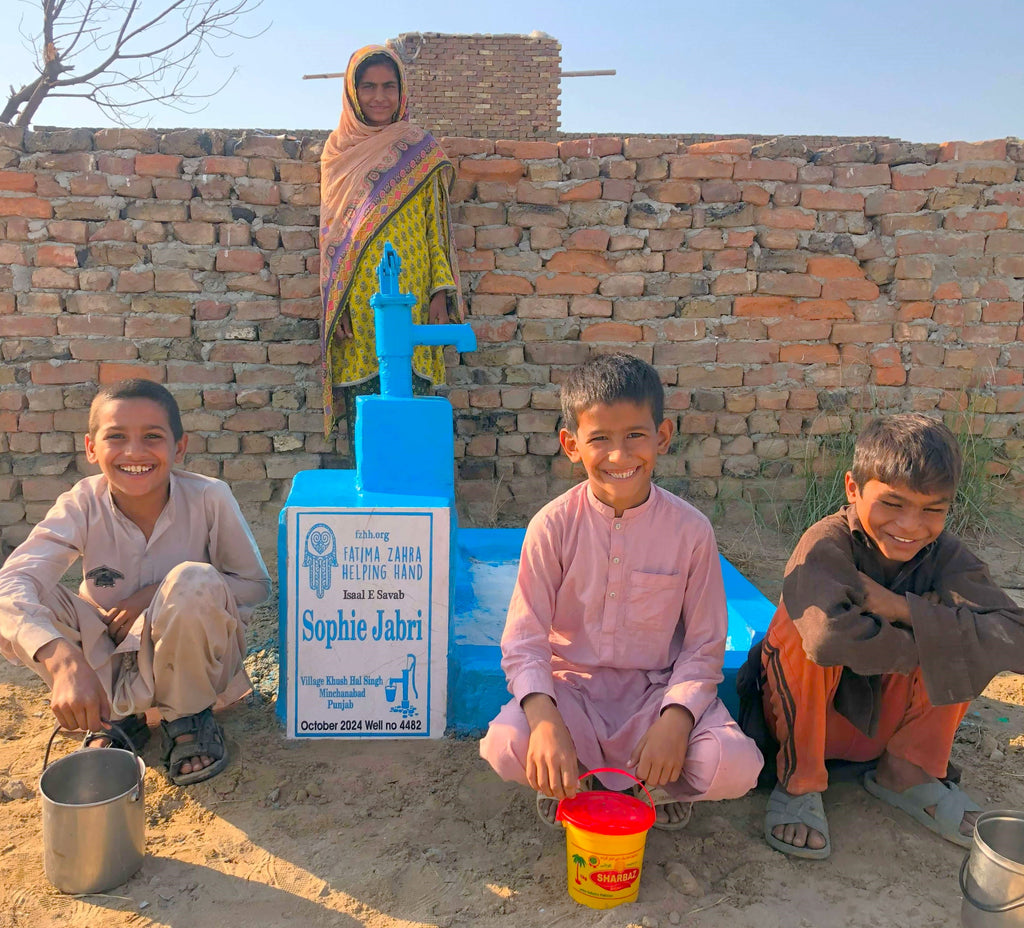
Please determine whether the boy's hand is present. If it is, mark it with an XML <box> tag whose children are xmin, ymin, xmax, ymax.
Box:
<box><xmin>35</xmin><ymin>639</ymin><xmax>110</xmax><ymax>733</ymax></box>
<box><xmin>522</xmin><ymin>693</ymin><xmax>579</xmax><ymax>800</ymax></box>
<box><xmin>101</xmin><ymin>583</ymin><xmax>158</xmax><ymax>645</ymax></box>
<box><xmin>858</xmin><ymin>572</ymin><xmax>911</xmax><ymax>624</ymax></box>
<box><xmin>629</xmin><ymin>704</ymin><xmax>694</xmax><ymax>789</ymax></box>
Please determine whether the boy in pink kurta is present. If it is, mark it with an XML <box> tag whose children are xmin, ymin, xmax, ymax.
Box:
<box><xmin>480</xmin><ymin>354</ymin><xmax>762</xmax><ymax>828</ymax></box>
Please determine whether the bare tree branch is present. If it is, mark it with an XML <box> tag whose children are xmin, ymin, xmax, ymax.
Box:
<box><xmin>2</xmin><ymin>0</ymin><xmax>268</xmax><ymax>127</ymax></box>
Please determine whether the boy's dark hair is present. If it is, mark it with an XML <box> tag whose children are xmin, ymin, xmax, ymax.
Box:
<box><xmin>354</xmin><ymin>52</ymin><xmax>400</xmax><ymax>90</ymax></box>
<box><xmin>850</xmin><ymin>413</ymin><xmax>962</xmax><ymax>495</ymax></box>
<box><xmin>89</xmin><ymin>379</ymin><xmax>184</xmax><ymax>442</ymax></box>
<box><xmin>560</xmin><ymin>353</ymin><xmax>664</xmax><ymax>434</ymax></box>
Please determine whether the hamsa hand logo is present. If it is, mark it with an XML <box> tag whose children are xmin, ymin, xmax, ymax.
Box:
<box><xmin>302</xmin><ymin>523</ymin><xmax>337</xmax><ymax>598</ymax></box>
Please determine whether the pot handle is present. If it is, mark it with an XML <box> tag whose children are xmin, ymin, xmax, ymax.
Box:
<box><xmin>42</xmin><ymin>721</ymin><xmax>145</xmax><ymax>803</ymax></box>
<box><xmin>566</xmin><ymin>767</ymin><xmax>656</xmax><ymax>807</ymax></box>
<box><xmin>959</xmin><ymin>854</ymin><xmax>1024</xmax><ymax>913</ymax></box>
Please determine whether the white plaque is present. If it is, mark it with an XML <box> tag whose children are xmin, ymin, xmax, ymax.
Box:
<box><xmin>284</xmin><ymin>507</ymin><xmax>449</xmax><ymax>738</ymax></box>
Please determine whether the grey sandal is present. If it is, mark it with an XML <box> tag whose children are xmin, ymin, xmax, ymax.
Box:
<box><xmin>764</xmin><ymin>784</ymin><xmax>831</xmax><ymax>859</ymax></box>
<box><xmin>160</xmin><ymin>706</ymin><xmax>228</xmax><ymax>786</ymax></box>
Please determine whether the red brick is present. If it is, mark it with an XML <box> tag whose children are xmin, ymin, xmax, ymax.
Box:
<box><xmin>733</xmin><ymin>296</ymin><xmax>794</xmax><ymax>317</ymax></box>
<box><xmin>0</xmin><ymin>171</ymin><xmax>36</xmax><ymax>192</ymax></box>
<box><xmin>22</xmin><ymin>477</ymin><xmax>74</xmax><ymax>500</ymax></box>
<box><xmin>890</xmin><ymin>164</ymin><xmax>958</xmax><ymax>190</ymax></box>
<box><xmin>985</xmin><ymin>231</ymin><xmax>1024</xmax><ymax>254</ymax></box>
<box><xmin>31</xmin><ymin>360</ymin><xmax>98</xmax><ymax>384</ymax></box>
<box><xmin>958</xmin><ymin>164</ymin><xmax>1016</xmax><ymax>185</ymax></box>
<box><xmin>938</xmin><ymin>139</ymin><xmax>1008</xmax><ymax>161</ymax></box>
<box><xmin>800</xmin><ymin>189</ymin><xmax>864</xmax><ymax>211</ymax></box>
<box><xmin>57</xmin><ymin>315</ymin><xmax>123</xmax><ymax>336</ymax></box>
<box><xmin>476</xmin><ymin>272</ymin><xmax>533</xmax><ymax>295</ymax></box>
<box><xmin>895</xmin><ymin>232</ymin><xmax>985</xmax><ymax>256</ymax></box>
<box><xmin>458</xmin><ymin>158</ymin><xmax>524</xmax><ymax>183</ymax></box>
<box><xmin>558</xmin><ymin>180</ymin><xmax>601</xmax><ymax>201</ymax></box>
<box><xmin>70</xmin><ymin>338</ymin><xmax>138</xmax><ymax>361</ymax></box>
<box><xmin>993</xmin><ymin>190</ymin><xmax>1024</xmax><ymax>206</ymax></box>
<box><xmin>712</xmin><ymin>272</ymin><xmax>757</xmax><ymax>295</ymax></box>
<box><xmin>598</xmin><ymin>275</ymin><xmax>644</xmax><ymax>297</ymax></box>
<box><xmin>223</xmin><ymin>409</ymin><xmax>287</xmax><ymax>431</ymax></box>
<box><xmin>557</xmin><ymin>139</ymin><xmax>622</xmax><ymax>159</ymax></box>
<box><xmin>47</xmin><ymin>220</ymin><xmax>88</xmax><ymax>243</ymax></box>
<box><xmin>457</xmin><ymin>249</ymin><xmax>495</xmax><ymax>272</ymax></box>
<box><xmin>780</xmin><ymin>344</ymin><xmax>840</xmax><ymax>364</ymax></box>
<box><xmin>154</xmin><ymin>268</ymin><xmax>200</xmax><ymax>292</ymax></box>
<box><xmin>209</xmin><ymin>343</ymin><xmax>267</xmax><ymax>363</ymax></box>
<box><xmin>831</xmin><ymin>323</ymin><xmax>893</xmax><ymax>343</ymax></box>
<box><xmin>944</xmin><ymin>211</ymin><xmax>1008</xmax><ymax>232</ymax></box>
<box><xmin>35</xmin><ymin>264</ymin><xmax>82</xmax><ymax>288</ymax></box>
<box><xmin>756</xmin><ymin>207</ymin><xmax>815</xmax><ymax>230</ymax></box>
<box><xmin>821</xmin><ymin>279</ymin><xmax>880</xmax><ymax>300</ymax></box>
<box><xmin>216</xmin><ymin>249</ymin><xmax>265</xmax><ymax>272</ymax></box>
<box><xmin>0</xmin><ymin>196</ymin><xmax>52</xmax><ymax>218</ymax></box>
<box><xmin>982</xmin><ymin>302</ymin><xmax>1023</xmax><ymax>322</ymax></box>
<box><xmin>767</xmin><ymin>319</ymin><xmax>831</xmax><ymax>340</ymax></box>
<box><xmin>125</xmin><ymin>315</ymin><xmax>192</xmax><ymax>338</ymax></box>
<box><xmin>99</xmin><ymin>363</ymin><xmax>165</xmax><ymax>384</ymax></box>
<box><xmin>833</xmin><ymin>164</ymin><xmax>891</xmax><ymax>187</ymax></box>
<box><xmin>545</xmin><ymin>251</ymin><xmax>611</xmax><ymax>274</ymax></box>
<box><xmin>69</xmin><ymin>173</ymin><xmax>111</xmax><ymax>196</ymax></box>
<box><xmin>536</xmin><ymin>274</ymin><xmax>600</xmax><ymax>295</ymax></box>
<box><xmin>806</xmin><ymin>256</ymin><xmax>864</xmax><ymax>279</ymax></box>
<box><xmin>710</xmin><ymin>249</ymin><xmax>748</xmax><ymax>270</ymax></box>
<box><xmin>994</xmin><ymin>255</ymin><xmax>1024</xmax><ymax>276</ymax></box>
<box><xmin>791</xmin><ymin>300</ymin><xmax>855</xmax><ymax>320</ymax></box>
<box><xmin>687</xmin><ymin>139</ymin><xmax>753</xmax><ymax>156</ymax></box>
<box><xmin>117</xmin><ymin>270</ymin><xmax>154</xmax><ymax>293</ymax></box>
<box><xmin>717</xmin><ymin>342</ymin><xmax>778</xmax><ymax>364</ymax></box>
<box><xmin>664</xmin><ymin>252</ymin><xmax>704</xmax><ymax>273</ymax></box>
<box><xmin>864</xmin><ymin>190</ymin><xmax>928</xmax><ymax>216</ymax></box>
<box><xmin>279</xmin><ymin>277</ymin><xmax>318</xmax><ymax>300</ymax></box>
<box><xmin>496</xmin><ymin>140</ymin><xmax>559</xmax><ymax>159</ymax></box>
<box><xmin>0</xmin><ymin>317</ymin><xmax>58</xmax><ymax>337</ymax></box>
<box><xmin>758</xmin><ymin>273</ymin><xmax>821</xmax><ymax>298</ymax></box>
<box><xmin>564</xmin><ymin>229</ymin><xmax>609</xmax><ymax>251</ymax></box>
<box><xmin>18</xmin><ymin>292</ymin><xmax>62</xmax><ymax>313</ymax></box>
<box><xmin>741</xmin><ymin>184</ymin><xmax>771</xmax><ymax>206</ymax></box>
<box><xmin>668</xmin><ymin>155</ymin><xmax>734</xmax><ymax>179</ymax></box>
<box><xmin>649</xmin><ymin>181</ymin><xmax>701</xmax><ymax>204</ymax></box>
<box><xmin>135</xmin><ymin>153</ymin><xmax>182</xmax><ymax>177</ymax></box>
<box><xmin>0</xmin><ymin>243</ymin><xmax>27</xmax><ymax>264</ymax></box>
<box><xmin>602</xmin><ymin>179</ymin><xmax>636</xmax><ymax>201</ymax></box>
<box><xmin>581</xmin><ymin>322</ymin><xmax>643</xmax><ymax>342</ymax></box>
<box><xmin>733</xmin><ymin>161</ymin><xmax>799</xmax><ymax>183</ymax></box>
<box><xmin>237</xmin><ymin>180</ymin><xmax>280</xmax><ymax>206</ymax></box>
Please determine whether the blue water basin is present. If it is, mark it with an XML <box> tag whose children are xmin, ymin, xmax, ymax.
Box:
<box><xmin>448</xmin><ymin>527</ymin><xmax>775</xmax><ymax>734</ymax></box>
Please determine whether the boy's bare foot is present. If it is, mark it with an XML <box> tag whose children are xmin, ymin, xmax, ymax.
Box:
<box><xmin>654</xmin><ymin>799</ymin><xmax>692</xmax><ymax>830</ymax></box>
<box><xmin>872</xmin><ymin>752</ymin><xmax>979</xmax><ymax>838</ymax></box>
<box><xmin>768</xmin><ymin>786</ymin><xmax>829</xmax><ymax>851</ymax></box>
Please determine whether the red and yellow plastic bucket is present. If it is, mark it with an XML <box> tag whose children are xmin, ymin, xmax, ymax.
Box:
<box><xmin>555</xmin><ymin>768</ymin><xmax>656</xmax><ymax>909</ymax></box>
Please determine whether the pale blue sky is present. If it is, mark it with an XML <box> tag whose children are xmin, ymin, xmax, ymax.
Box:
<box><xmin>3</xmin><ymin>0</ymin><xmax>1022</xmax><ymax>142</ymax></box>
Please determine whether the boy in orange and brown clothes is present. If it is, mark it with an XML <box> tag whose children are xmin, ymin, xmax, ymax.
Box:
<box><xmin>753</xmin><ymin>414</ymin><xmax>1024</xmax><ymax>858</ymax></box>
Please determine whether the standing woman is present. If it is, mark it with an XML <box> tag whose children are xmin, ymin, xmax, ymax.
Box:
<box><xmin>319</xmin><ymin>44</ymin><xmax>464</xmax><ymax>437</ymax></box>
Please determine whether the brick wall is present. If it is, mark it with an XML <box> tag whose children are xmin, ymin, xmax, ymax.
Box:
<box><xmin>387</xmin><ymin>32</ymin><xmax>561</xmax><ymax>140</ymax></box>
<box><xmin>1</xmin><ymin>126</ymin><xmax>1023</xmax><ymax>564</ymax></box>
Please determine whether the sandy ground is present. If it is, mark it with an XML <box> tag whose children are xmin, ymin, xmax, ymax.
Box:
<box><xmin>1</xmin><ymin>521</ymin><xmax>1023</xmax><ymax>928</ymax></box>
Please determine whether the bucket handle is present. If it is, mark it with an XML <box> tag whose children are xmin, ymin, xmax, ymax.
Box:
<box><xmin>959</xmin><ymin>855</ymin><xmax>1024</xmax><ymax>913</ymax></box>
<box><xmin>577</xmin><ymin>767</ymin><xmax>656</xmax><ymax>808</ymax></box>
<box><xmin>42</xmin><ymin>721</ymin><xmax>145</xmax><ymax>803</ymax></box>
